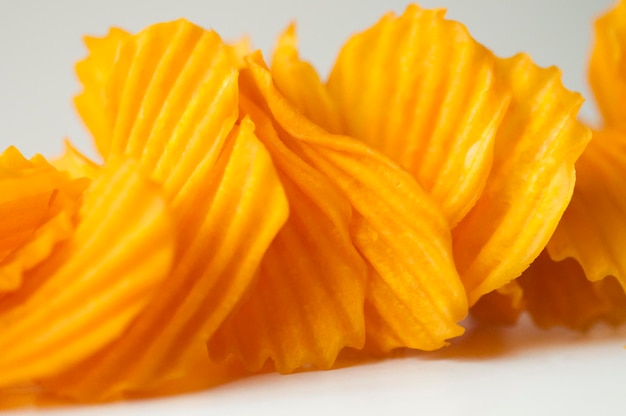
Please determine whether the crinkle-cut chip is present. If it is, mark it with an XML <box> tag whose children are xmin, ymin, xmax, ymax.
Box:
<box><xmin>79</xmin><ymin>19</ymin><xmax>246</xmax><ymax>232</ymax></box>
<box><xmin>0</xmin><ymin>385</ymin><xmax>39</xmax><ymax>410</ymax></box>
<box><xmin>41</xmin><ymin>119</ymin><xmax>288</xmax><ymax>401</ymax></box>
<box><xmin>52</xmin><ymin>140</ymin><xmax>100</xmax><ymax>180</ymax></box>
<box><xmin>104</xmin><ymin>19</ymin><xmax>239</xmax><ymax>207</ymax></box>
<box><xmin>470</xmin><ymin>281</ymin><xmax>524</xmax><ymax>326</ymax></box>
<box><xmin>0</xmin><ymin>158</ymin><xmax>176</xmax><ymax>389</ymax></box>
<box><xmin>270</xmin><ymin>25</ymin><xmax>344</xmax><ymax>134</ymax></box>
<box><xmin>75</xmin><ymin>27</ymin><xmax>130</xmax><ymax>158</ymax></box>
<box><xmin>209</xmin><ymin>96</ymin><xmax>367</xmax><ymax>373</ymax></box>
<box><xmin>452</xmin><ymin>54</ymin><xmax>591</xmax><ymax>305</ymax></box>
<box><xmin>0</xmin><ymin>208</ymin><xmax>74</xmax><ymax>293</ymax></box>
<box><xmin>240</xmin><ymin>52</ymin><xmax>467</xmax><ymax>355</ymax></box>
<box><xmin>226</xmin><ymin>36</ymin><xmax>253</xmax><ymax>69</ymax></box>
<box><xmin>0</xmin><ymin>147</ymin><xmax>88</xmax><ymax>292</ymax></box>
<box><xmin>593</xmin><ymin>276</ymin><xmax>626</xmax><ymax>326</ymax></box>
<box><xmin>325</xmin><ymin>5</ymin><xmax>509</xmax><ymax>226</ymax></box>
<box><xmin>548</xmin><ymin>128</ymin><xmax>626</xmax><ymax>289</ymax></box>
<box><xmin>0</xmin><ymin>188</ymin><xmax>50</xmax><ymax>264</ymax></box>
<box><xmin>589</xmin><ymin>0</ymin><xmax>626</xmax><ymax>130</ymax></box>
<box><xmin>48</xmin><ymin>19</ymin><xmax>287</xmax><ymax>400</ymax></box>
<box><xmin>126</xmin><ymin>352</ymin><xmax>256</xmax><ymax>401</ymax></box>
<box><xmin>0</xmin><ymin>354</ymin><xmax>253</xmax><ymax>408</ymax></box>
<box><xmin>518</xmin><ymin>251</ymin><xmax>626</xmax><ymax>330</ymax></box>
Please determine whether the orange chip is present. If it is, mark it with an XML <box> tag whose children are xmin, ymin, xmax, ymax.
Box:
<box><xmin>520</xmin><ymin>251</ymin><xmax>626</xmax><ymax>330</ymax></box>
<box><xmin>232</xmin><ymin>53</ymin><xmax>467</xmax><ymax>358</ymax></box>
<box><xmin>38</xmin><ymin>19</ymin><xmax>289</xmax><ymax>400</ymax></box>
<box><xmin>0</xmin><ymin>158</ymin><xmax>176</xmax><ymax>389</ymax></box>
<box><xmin>471</xmin><ymin>281</ymin><xmax>524</xmax><ymax>326</ymax></box>
<box><xmin>589</xmin><ymin>0</ymin><xmax>626</xmax><ymax>130</ymax></box>
<box><xmin>548</xmin><ymin>128</ymin><xmax>626</xmax><ymax>289</ymax></box>
<box><xmin>453</xmin><ymin>54</ymin><xmax>590</xmax><ymax>305</ymax></box>
<box><xmin>41</xmin><ymin>119</ymin><xmax>287</xmax><ymax>401</ymax></box>
<box><xmin>325</xmin><ymin>5</ymin><xmax>509</xmax><ymax>226</ymax></box>
<box><xmin>210</xmin><ymin>95</ymin><xmax>367</xmax><ymax>373</ymax></box>
<box><xmin>52</xmin><ymin>140</ymin><xmax>100</xmax><ymax>181</ymax></box>
<box><xmin>271</xmin><ymin>24</ymin><xmax>344</xmax><ymax>134</ymax></box>
<box><xmin>75</xmin><ymin>27</ymin><xmax>130</xmax><ymax>158</ymax></box>
<box><xmin>0</xmin><ymin>147</ymin><xmax>88</xmax><ymax>293</ymax></box>
<box><xmin>269</xmin><ymin>6</ymin><xmax>589</xmax><ymax>308</ymax></box>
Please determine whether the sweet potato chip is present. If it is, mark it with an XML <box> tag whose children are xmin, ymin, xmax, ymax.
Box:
<box><xmin>42</xmin><ymin>20</ymin><xmax>289</xmax><ymax>400</ymax></box>
<box><xmin>236</xmin><ymin>53</ymin><xmax>467</xmax><ymax>356</ymax></box>
<box><xmin>519</xmin><ymin>251</ymin><xmax>626</xmax><ymax>330</ymax></box>
<box><xmin>41</xmin><ymin>119</ymin><xmax>287</xmax><ymax>401</ymax></box>
<box><xmin>0</xmin><ymin>158</ymin><xmax>176</xmax><ymax>388</ymax></box>
<box><xmin>75</xmin><ymin>27</ymin><xmax>130</xmax><ymax>158</ymax></box>
<box><xmin>325</xmin><ymin>5</ymin><xmax>509</xmax><ymax>226</ymax></box>
<box><xmin>589</xmin><ymin>0</ymin><xmax>626</xmax><ymax>130</ymax></box>
<box><xmin>548</xmin><ymin>128</ymin><xmax>626</xmax><ymax>288</ymax></box>
<box><xmin>0</xmin><ymin>147</ymin><xmax>88</xmax><ymax>292</ymax></box>
<box><xmin>210</xmin><ymin>95</ymin><xmax>367</xmax><ymax>373</ymax></box>
<box><xmin>453</xmin><ymin>54</ymin><xmax>590</xmax><ymax>305</ymax></box>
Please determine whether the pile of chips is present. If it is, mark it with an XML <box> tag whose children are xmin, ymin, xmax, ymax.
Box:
<box><xmin>1</xmin><ymin>1</ymin><xmax>625</xmax><ymax>406</ymax></box>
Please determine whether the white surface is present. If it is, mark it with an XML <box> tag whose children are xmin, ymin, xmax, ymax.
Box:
<box><xmin>1</xmin><ymin>1</ymin><xmax>623</xmax><ymax>415</ymax></box>
<box><xmin>7</xmin><ymin>317</ymin><xmax>626</xmax><ymax>416</ymax></box>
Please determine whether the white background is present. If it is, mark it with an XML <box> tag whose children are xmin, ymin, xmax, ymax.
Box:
<box><xmin>2</xmin><ymin>1</ymin><xmax>625</xmax><ymax>415</ymax></box>
<box><xmin>0</xmin><ymin>0</ymin><xmax>615</xmax><ymax>158</ymax></box>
